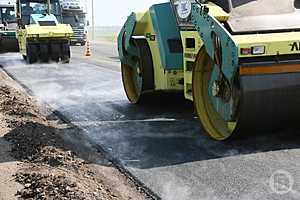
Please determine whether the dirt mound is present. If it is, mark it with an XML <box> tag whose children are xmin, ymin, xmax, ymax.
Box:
<box><xmin>15</xmin><ymin>172</ymin><xmax>85</xmax><ymax>200</ymax></box>
<box><xmin>36</xmin><ymin>146</ymin><xmax>85</xmax><ymax>169</ymax></box>
<box><xmin>0</xmin><ymin>85</ymin><xmax>40</xmax><ymax>118</ymax></box>
<box><xmin>4</xmin><ymin>122</ymin><xmax>84</xmax><ymax>170</ymax></box>
<box><xmin>0</xmin><ymin>83</ymin><xmax>148</xmax><ymax>200</ymax></box>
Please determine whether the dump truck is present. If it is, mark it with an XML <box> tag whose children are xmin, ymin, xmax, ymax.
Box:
<box><xmin>118</xmin><ymin>0</ymin><xmax>300</xmax><ymax>140</ymax></box>
<box><xmin>0</xmin><ymin>4</ymin><xmax>19</xmax><ymax>52</ymax></box>
<box><xmin>60</xmin><ymin>0</ymin><xmax>87</xmax><ymax>46</ymax></box>
<box><xmin>16</xmin><ymin>0</ymin><xmax>73</xmax><ymax>64</ymax></box>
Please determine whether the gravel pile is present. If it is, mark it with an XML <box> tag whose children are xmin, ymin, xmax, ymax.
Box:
<box><xmin>0</xmin><ymin>86</ymin><xmax>94</xmax><ymax>199</ymax></box>
<box><xmin>0</xmin><ymin>83</ymin><xmax>148</xmax><ymax>200</ymax></box>
<box><xmin>35</xmin><ymin>146</ymin><xmax>85</xmax><ymax>169</ymax></box>
<box><xmin>4</xmin><ymin>124</ymin><xmax>84</xmax><ymax>170</ymax></box>
<box><xmin>0</xmin><ymin>85</ymin><xmax>39</xmax><ymax>118</ymax></box>
<box><xmin>15</xmin><ymin>172</ymin><xmax>85</xmax><ymax>200</ymax></box>
<box><xmin>4</xmin><ymin>123</ymin><xmax>58</xmax><ymax>161</ymax></box>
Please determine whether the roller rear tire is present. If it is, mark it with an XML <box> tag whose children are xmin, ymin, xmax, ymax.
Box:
<box><xmin>192</xmin><ymin>48</ymin><xmax>238</xmax><ymax>140</ymax></box>
<box><xmin>50</xmin><ymin>43</ymin><xmax>61</xmax><ymax>62</ymax></box>
<box><xmin>121</xmin><ymin>39</ymin><xmax>154</xmax><ymax>104</ymax></box>
<box><xmin>26</xmin><ymin>43</ymin><xmax>38</xmax><ymax>64</ymax></box>
<box><xmin>122</xmin><ymin>63</ymin><xmax>143</xmax><ymax>103</ymax></box>
<box><xmin>61</xmin><ymin>43</ymin><xmax>70</xmax><ymax>64</ymax></box>
<box><xmin>40</xmin><ymin>44</ymin><xmax>49</xmax><ymax>63</ymax></box>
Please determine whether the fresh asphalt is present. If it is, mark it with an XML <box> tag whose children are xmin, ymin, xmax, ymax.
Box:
<box><xmin>1</xmin><ymin>43</ymin><xmax>300</xmax><ymax>200</ymax></box>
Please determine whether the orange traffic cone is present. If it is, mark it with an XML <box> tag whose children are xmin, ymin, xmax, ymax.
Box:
<box><xmin>85</xmin><ymin>41</ymin><xmax>92</xmax><ymax>57</ymax></box>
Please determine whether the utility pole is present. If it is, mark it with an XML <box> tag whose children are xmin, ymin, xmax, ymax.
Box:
<box><xmin>47</xmin><ymin>0</ymin><xmax>51</xmax><ymax>14</ymax></box>
<box><xmin>91</xmin><ymin>0</ymin><xmax>95</xmax><ymax>41</ymax></box>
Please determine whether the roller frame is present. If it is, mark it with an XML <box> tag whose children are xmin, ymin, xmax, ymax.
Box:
<box><xmin>117</xmin><ymin>12</ymin><xmax>139</xmax><ymax>68</ymax></box>
<box><xmin>191</xmin><ymin>3</ymin><xmax>239</xmax><ymax>121</ymax></box>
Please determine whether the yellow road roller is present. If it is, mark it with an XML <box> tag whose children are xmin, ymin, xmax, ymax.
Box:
<box><xmin>118</xmin><ymin>0</ymin><xmax>300</xmax><ymax>140</ymax></box>
<box><xmin>16</xmin><ymin>0</ymin><xmax>73</xmax><ymax>64</ymax></box>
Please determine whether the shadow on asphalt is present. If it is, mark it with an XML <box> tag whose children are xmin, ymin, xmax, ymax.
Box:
<box><xmin>109</xmin><ymin>56</ymin><xmax>120</xmax><ymax>61</ymax></box>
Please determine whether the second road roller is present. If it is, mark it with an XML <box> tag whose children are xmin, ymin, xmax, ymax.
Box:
<box><xmin>0</xmin><ymin>4</ymin><xmax>19</xmax><ymax>53</ymax></box>
<box><xmin>118</xmin><ymin>0</ymin><xmax>300</xmax><ymax>140</ymax></box>
<box><xmin>16</xmin><ymin>0</ymin><xmax>73</xmax><ymax>64</ymax></box>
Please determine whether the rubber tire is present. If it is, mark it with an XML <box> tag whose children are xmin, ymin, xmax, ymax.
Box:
<box><xmin>61</xmin><ymin>43</ymin><xmax>70</xmax><ymax>63</ymax></box>
<box><xmin>121</xmin><ymin>39</ymin><xmax>154</xmax><ymax>104</ymax></box>
<box><xmin>39</xmin><ymin>44</ymin><xmax>49</xmax><ymax>63</ymax></box>
<box><xmin>50</xmin><ymin>43</ymin><xmax>61</xmax><ymax>62</ymax></box>
<box><xmin>26</xmin><ymin>43</ymin><xmax>38</xmax><ymax>64</ymax></box>
<box><xmin>122</xmin><ymin>63</ymin><xmax>143</xmax><ymax>103</ymax></box>
<box><xmin>192</xmin><ymin>48</ymin><xmax>237</xmax><ymax>141</ymax></box>
<box><xmin>0</xmin><ymin>39</ymin><xmax>19</xmax><ymax>52</ymax></box>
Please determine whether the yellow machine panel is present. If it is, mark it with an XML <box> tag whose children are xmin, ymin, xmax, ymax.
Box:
<box><xmin>234</xmin><ymin>32</ymin><xmax>300</xmax><ymax>57</ymax></box>
<box><xmin>134</xmin><ymin>11</ymin><xmax>184</xmax><ymax>91</ymax></box>
<box><xmin>180</xmin><ymin>31</ymin><xmax>203</xmax><ymax>101</ymax></box>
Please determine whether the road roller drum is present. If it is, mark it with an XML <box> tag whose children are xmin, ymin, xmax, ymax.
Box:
<box><xmin>118</xmin><ymin>0</ymin><xmax>300</xmax><ymax>140</ymax></box>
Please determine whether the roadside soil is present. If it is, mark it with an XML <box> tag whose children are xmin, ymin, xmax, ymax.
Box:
<box><xmin>0</xmin><ymin>71</ymin><xmax>150</xmax><ymax>200</ymax></box>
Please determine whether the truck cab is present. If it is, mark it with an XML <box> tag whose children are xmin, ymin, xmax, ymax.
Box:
<box><xmin>60</xmin><ymin>0</ymin><xmax>87</xmax><ymax>45</ymax></box>
<box><xmin>59</xmin><ymin>0</ymin><xmax>84</xmax><ymax>10</ymax></box>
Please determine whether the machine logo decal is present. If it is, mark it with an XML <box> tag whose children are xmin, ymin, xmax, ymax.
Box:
<box><xmin>177</xmin><ymin>0</ymin><xmax>192</xmax><ymax>19</ymax></box>
<box><xmin>146</xmin><ymin>33</ymin><xmax>156</xmax><ymax>41</ymax></box>
<box><xmin>289</xmin><ymin>42</ymin><xmax>300</xmax><ymax>51</ymax></box>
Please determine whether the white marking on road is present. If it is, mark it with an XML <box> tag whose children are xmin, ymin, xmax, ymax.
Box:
<box><xmin>123</xmin><ymin>160</ymin><xmax>140</xmax><ymax>163</ymax></box>
<box><xmin>71</xmin><ymin>118</ymin><xmax>177</xmax><ymax>127</ymax></box>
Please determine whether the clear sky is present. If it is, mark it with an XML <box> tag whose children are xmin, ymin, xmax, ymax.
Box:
<box><xmin>86</xmin><ymin>0</ymin><xmax>168</xmax><ymax>26</ymax></box>
<box><xmin>0</xmin><ymin>0</ymin><xmax>168</xmax><ymax>26</ymax></box>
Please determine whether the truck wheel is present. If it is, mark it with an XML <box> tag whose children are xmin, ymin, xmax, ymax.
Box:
<box><xmin>121</xmin><ymin>39</ymin><xmax>154</xmax><ymax>104</ymax></box>
<box><xmin>61</xmin><ymin>43</ymin><xmax>70</xmax><ymax>63</ymax></box>
<box><xmin>50</xmin><ymin>43</ymin><xmax>61</xmax><ymax>62</ymax></box>
<box><xmin>26</xmin><ymin>43</ymin><xmax>38</xmax><ymax>64</ymax></box>
<box><xmin>40</xmin><ymin>44</ymin><xmax>49</xmax><ymax>62</ymax></box>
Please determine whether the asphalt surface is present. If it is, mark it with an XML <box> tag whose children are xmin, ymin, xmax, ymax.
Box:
<box><xmin>71</xmin><ymin>41</ymin><xmax>120</xmax><ymax>71</ymax></box>
<box><xmin>1</xmin><ymin>42</ymin><xmax>300</xmax><ymax>200</ymax></box>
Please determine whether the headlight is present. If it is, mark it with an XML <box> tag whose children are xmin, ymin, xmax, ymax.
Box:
<box><xmin>28</xmin><ymin>34</ymin><xmax>39</xmax><ymax>38</ymax></box>
<box><xmin>240</xmin><ymin>46</ymin><xmax>266</xmax><ymax>55</ymax></box>
<box><xmin>252</xmin><ymin>46</ymin><xmax>265</xmax><ymax>55</ymax></box>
